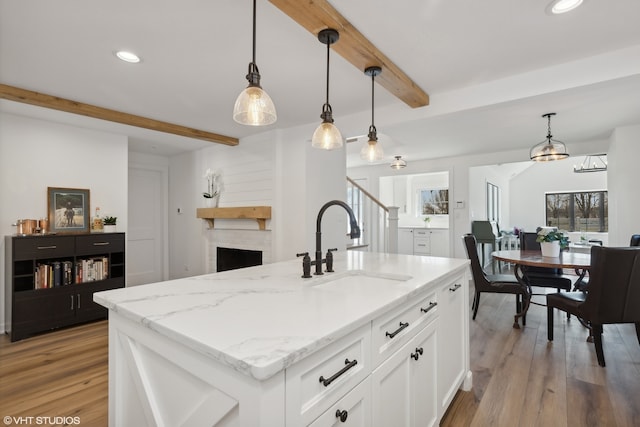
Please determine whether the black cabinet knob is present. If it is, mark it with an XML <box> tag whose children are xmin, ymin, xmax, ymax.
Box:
<box><xmin>335</xmin><ymin>409</ymin><xmax>348</xmax><ymax>422</ymax></box>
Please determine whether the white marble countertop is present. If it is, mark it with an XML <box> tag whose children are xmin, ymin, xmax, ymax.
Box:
<box><xmin>94</xmin><ymin>251</ymin><xmax>468</xmax><ymax>381</ymax></box>
<box><xmin>398</xmin><ymin>226</ymin><xmax>449</xmax><ymax>229</ymax></box>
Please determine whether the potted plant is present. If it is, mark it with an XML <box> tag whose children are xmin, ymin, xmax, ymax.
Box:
<box><xmin>536</xmin><ymin>228</ymin><xmax>568</xmax><ymax>257</ymax></box>
<box><xmin>103</xmin><ymin>216</ymin><xmax>117</xmax><ymax>233</ymax></box>
<box><xmin>423</xmin><ymin>216</ymin><xmax>431</xmax><ymax>228</ymax></box>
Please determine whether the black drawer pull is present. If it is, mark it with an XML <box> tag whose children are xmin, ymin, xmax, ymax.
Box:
<box><xmin>335</xmin><ymin>409</ymin><xmax>348</xmax><ymax>422</ymax></box>
<box><xmin>411</xmin><ymin>347</ymin><xmax>424</xmax><ymax>361</ymax></box>
<box><xmin>93</xmin><ymin>242</ymin><xmax>110</xmax><ymax>246</ymax></box>
<box><xmin>385</xmin><ymin>321</ymin><xmax>409</xmax><ymax>339</ymax></box>
<box><xmin>319</xmin><ymin>358</ymin><xmax>358</xmax><ymax>387</ymax></box>
<box><xmin>37</xmin><ymin>245</ymin><xmax>57</xmax><ymax>250</ymax></box>
<box><xmin>449</xmin><ymin>283</ymin><xmax>462</xmax><ymax>292</ymax></box>
<box><xmin>420</xmin><ymin>302</ymin><xmax>437</xmax><ymax>314</ymax></box>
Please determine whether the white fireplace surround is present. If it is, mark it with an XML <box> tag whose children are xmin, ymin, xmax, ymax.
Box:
<box><xmin>204</xmin><ymin>228</ymin><xmax>272</xmax><ymax>273</ymax></box>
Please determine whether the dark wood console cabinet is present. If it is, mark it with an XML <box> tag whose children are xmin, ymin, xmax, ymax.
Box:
<box><xmin>4</xmin><ymin>232</ymin><xmax>125</xmax><ymax>341</ymax></box>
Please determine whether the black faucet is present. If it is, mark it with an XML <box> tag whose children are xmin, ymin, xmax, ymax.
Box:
<box><xmin>311</xmin><ymin>200</ymin><xmax>361</xmax><ymax>275</ymax></box>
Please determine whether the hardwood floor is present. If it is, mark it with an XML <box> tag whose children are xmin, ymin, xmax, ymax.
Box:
<box><xmin>441</xmin><ymin>290</ymin><xmax>640</xmax><ymax>427</ymax></box>
<box><xmin>0</xmin><ymin>321</ymin><xmax>108</xmax><ymax>427</ymax></box>
<box><xmin>1</xmin><ymin>293</ymin><xmax>639</xmax><ymax>427</ymax></box>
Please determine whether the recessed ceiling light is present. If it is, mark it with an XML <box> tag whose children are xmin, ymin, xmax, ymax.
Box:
<box><xmin>115</xmin><ymin>50</ymin><xmax>141</xmax><ymax>63</ymax></box>
<box><xmin>548</xmin><ymin>0</ymin><xmax>583</xmax><ymax>14</ymax></box>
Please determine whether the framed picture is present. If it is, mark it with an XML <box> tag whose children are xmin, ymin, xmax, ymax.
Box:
<box><xmin>47</xmin><ymin>187</ymin><xmax>90</xmax><ymax>234</ymax></box>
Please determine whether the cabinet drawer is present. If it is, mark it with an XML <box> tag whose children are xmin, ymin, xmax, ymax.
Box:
<box><xmin>413</xmin><ymin>237</ymin><xmax>430</xmax><ymax>254</ymax></box>
<box><xmin>286</xmin><ymin>324</ymin><xmax>371</xmax><ymax>427</ymax></box>
<box><xmin>13</xmin><ymin>236</ymin><xmax>75</xmax><ymax>260</ymax></box>
<box><xmin>413</xmin><ymin>229</ymin><xmax>430</xmax><ymax>238</ymax></box>
<box><xmin>371</xmin><ymin>291</ymin><xmax>438</xmax><ymax>367</ymax></box>
<box><xmin>76</xmin><ymin>233</ymin><xmax>124</xmax><ymax>255</ymax></box>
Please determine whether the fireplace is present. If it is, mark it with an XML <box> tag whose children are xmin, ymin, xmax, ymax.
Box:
<box><xmin>204</xmin><ymin>228</ymin><xmax>272</xmax><ymax>274</ymax></box>
<box><xmin>217</xmin><ymin>247</ymin><xmax>263</xmax><ymax>272</ymax></box>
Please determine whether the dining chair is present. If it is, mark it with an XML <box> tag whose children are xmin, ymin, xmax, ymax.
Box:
<box><xmin>575</xmin><ymin>234</ymin><xmax>640</xmax><ymax>291</ymax></box>
<box><xmin>547</xmin><ymin>245</ymin><xmax>640</xmax><ymax>366</ymax></box>
<box><xmin>463</xmin><ymin>234</ymin><xmax>526</xmax><ymax>322</ymax></box>
<box><xmin>519</xmin><ymin>231</ymin><xmax>574</xmax><ymax>292</ymax></box>
<box><xmin>471</xmin><ymin>220</ymin><xmax>503</xmax><ymax>273</ymax></box>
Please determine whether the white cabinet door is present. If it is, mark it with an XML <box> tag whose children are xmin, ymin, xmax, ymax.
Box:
<box><xmin>371</xmin><ymin>319</ymin><xmax>438</xmax><ymax>427</ymax></box>
<box><xmin>437</xmin><ymin>275</ymin><xmax>467</xmax><ymax>413</ymax></box>
<box><xmin>309</xmin><ymin>378</ymin><xmax>371</xmax><ymax>427</ymax></box>
<box><xmin>398</xmin><ymin>229</ymin><xmax>414</xmax><ymax>255</ymax></box>
<box><xmin>428</xmin><ymin>229</ymin><xmax>450</xmax><ymax>257</ymax></box>
<box><xmin>410</xmin><ymin>320</ymin><xmax>438</xmax><ymax>427</ymax></box>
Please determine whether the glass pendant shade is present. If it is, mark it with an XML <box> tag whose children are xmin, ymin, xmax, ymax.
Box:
<box><xmin>312</xmin><ymin>121</ymin><xmax>343</xmax><ymax>150</ymax></box>
<box><xmin>390</xmin><ymin>155</ymin><xmax>407</xmax><ymax>169</ymax></box>
<box><xmin>233</xmin><ymin>0</ymin><xmax>276</xmax><ymax>126</ymax></box>
<box><xmin>530</xmin><ymin>140</ymin><xmax>569</xmax><ymax>161</ymax></box>
<box><xmin>313</xmin><ymin>29</ymin><xmax>342</xmax><ymax>150</ymax></box>
<box><xmin>233</xmin><ymin>85</ymin><xmax>277</xmax><ymax>126</ymax></box>
<box><xmin>361</xmin><ymin>66</ymin><xmax>383</xmax><ymax>162</ymax></box>
<box><xmin>360</xmin><ymin>139</ymin><xmax>384</xmax><ymax>162</ymax></box>
<box><xmin>530</xmin><ymin>112</ymin><xmax>569</xmax><ymax>162</ymax></box>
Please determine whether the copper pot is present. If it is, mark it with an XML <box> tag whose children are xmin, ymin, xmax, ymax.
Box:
<box><xmin>15</xmin><ymin>219</ymin><xmax>38</xmax><ymax>235</ymax></box>
<box><xmin>38</xmin><ymin>218</ymin><xmax>49</xmax><ymax>234</ymax></box>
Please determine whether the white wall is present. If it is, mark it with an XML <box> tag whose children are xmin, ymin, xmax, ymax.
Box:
<box><xmin>608</xmin><ymin>124</ymin><xmax>640</xmax><ymax>246</ymax></box>
<box><xmin>167</xmin><ymin>124</ymin><xmax>349</xmax><ymax>278</ymax></box>
<box><xmin>509</xmin><ymin>158</ymin><xmax>607</xmax><ymax>235</ymax></box>
<box><xmin>0</xmin><ymin>112</ymin><xmax>128</xmax><ymax>332</ymax></box>
<box><xmin>348</xmin><ymin>138</ymin><xmax>610</xmax><ymax>259</ymax></box>
<box><xmin>380</xmin><ymin>171</ymin><xmax>450</xmax><ymax>228</ymax></box>
<box><xmin>468</xmin><ymin>163</ymin><xmax>524</xmax><ymax>231</ymax></box>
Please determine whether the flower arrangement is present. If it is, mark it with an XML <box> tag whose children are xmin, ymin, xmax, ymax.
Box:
<box><xmin>536</xmin><ymin>228</ymin><xmax>568</xmax><ymax>249</ymax></box>
<box><xmin>203</xmin><ymin>168</ymin><xmax>222</xmax><ymax>199</ymax></box>
<box><xmin>423</xmin><ymin>216</ymin><xmax>431</xmax><ymax>224</ymax></box>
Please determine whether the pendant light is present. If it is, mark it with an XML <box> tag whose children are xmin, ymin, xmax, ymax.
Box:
<box><xmin>390</xmin><ymin>156</ymin><xmax>407</xmax><ymax>169</ymax></box>
<box><xmin>233</xmin><ymin>0</ymin><xmax>277</xmax><ymax>126</ymax></box>
<box><xmin>311</xmin><ymin>29</ymin><xmax>343</xmax><ymax>150</ymax></box>
<box><xmin>530</xmin><ymin>113</ymin><xmax>569</xmax><ymax>161</ymax></box>
<box><xmin>574</xmin><ymin>154</ymin><xmax>607</xmax><ymax>173</ymax></box>
<box><xmin>360</xmin><ymin>66</ymin><xmax>384</xmax><ymax>162</ymax></box>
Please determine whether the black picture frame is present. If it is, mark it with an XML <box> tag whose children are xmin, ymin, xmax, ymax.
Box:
<box><xmin>47</xmin><ymin>187</ymin><xmax>90</xmax><ymax>234</ymax></box>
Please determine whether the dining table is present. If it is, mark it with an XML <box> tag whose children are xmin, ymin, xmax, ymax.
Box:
<box><xmin>491</xmin><ymin>249</ymin><xmax>592</xmax><ymax>329</ymax></box>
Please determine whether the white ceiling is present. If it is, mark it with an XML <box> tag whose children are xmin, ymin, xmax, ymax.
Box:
<box><xmin>1</xmin><ymin>0</ymin><xmax>639</xmax><ymax>167</ymax></box>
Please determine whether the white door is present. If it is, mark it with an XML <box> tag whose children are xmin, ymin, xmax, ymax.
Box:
<box><xmin>127</xmin><ymin>166</ymin><xmax>166</xmax><ymax>286</ymax></box>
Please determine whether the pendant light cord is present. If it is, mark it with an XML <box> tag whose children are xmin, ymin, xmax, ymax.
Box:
<box><xmin>370</xmin><ymin>71</ymin><xmax>375</xmax><ymax>129</ymax></box>
<box><xmin>325</xmin><ymin>40</ymin><xmax>330</xmax><ymax>106</ymax></box>
<box><xmin>252</xmin><ymin>0</ymin><xmax>257</xmax><ymax>65</ymax></box>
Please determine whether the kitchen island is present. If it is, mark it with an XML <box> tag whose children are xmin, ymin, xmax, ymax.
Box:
<box><xmin>95</xmin><ymin>251</ymin><xmax>471</xmax><ymax>426</ymax></box>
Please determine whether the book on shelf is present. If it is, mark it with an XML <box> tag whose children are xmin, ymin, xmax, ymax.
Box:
<box><xmin>34</xmin><ymin>256</ymin><xmax>110</xmax><ymax>289</ymax></box>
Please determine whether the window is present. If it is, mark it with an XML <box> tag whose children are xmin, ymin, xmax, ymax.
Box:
<box><xmin>545</xmin><ymin>191</ymin><xmax>608</xmax><ymax>232</ymax></box>
<box><xmin>420</xmin><ymin>189</ymin><xmax>449</xmax><ymax>215</ymax></box>
<box><xmin>486</xmin><ymin>182</ymin><xmax>500</xmax><ymax>224</ymax></box>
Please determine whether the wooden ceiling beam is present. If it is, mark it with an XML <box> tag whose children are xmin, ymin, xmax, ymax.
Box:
<box><xmin>269</xmin><ymin>0</ymin><xmax>429</xmax><ymax>108</ymax></box>
<box><xmin>0</xmin><ymin>84</ymin><xmax>239</xmax><ymax>146</ymax></box>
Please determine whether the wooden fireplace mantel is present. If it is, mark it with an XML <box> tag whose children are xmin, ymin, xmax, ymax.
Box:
<box><xmin>196</xmin><ymin>206</ymin><xmax>271</xmax><ymax>230</ymax></box>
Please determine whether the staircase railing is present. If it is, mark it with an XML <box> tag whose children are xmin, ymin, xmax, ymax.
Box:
<box><xmin>347</xmin><ymin>177</ymin><xmax>398</xmax><ymax>253</ymax></box>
